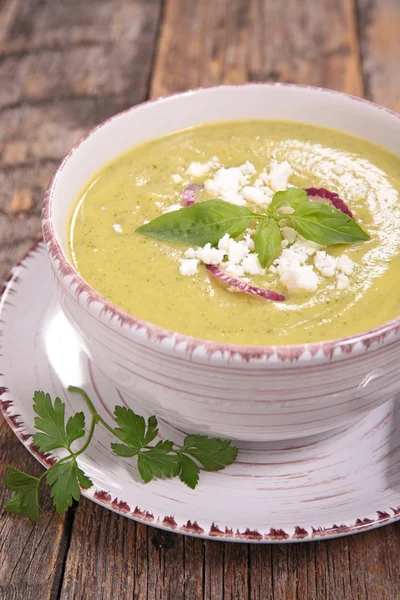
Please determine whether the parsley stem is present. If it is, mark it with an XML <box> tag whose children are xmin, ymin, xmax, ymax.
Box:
<box><xmin>68</xmin><ymin>385</ymin><xmax>115</xmax><ymax>437</ymax></box>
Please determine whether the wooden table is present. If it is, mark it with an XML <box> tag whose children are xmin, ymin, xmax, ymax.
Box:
<box><xmin>0</xmin><ymin>1</ymin><xmax>399</xmax><ymax>598</ymax></box>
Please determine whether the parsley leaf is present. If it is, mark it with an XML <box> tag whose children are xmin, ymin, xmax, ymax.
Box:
<box><xmin>110</xmin><ymin>408</ymin><xmax>158</xmax><ymax>457</ymax></box>
<box><xmin>4</xmin><ymin>466</ymin><xmax>41</xmax><ymax>522</ymax></box>
<box><xmin>33</xmin><ymin>391</ymin><xmax>85</xmax><ymax>452</ymax></box>
<box><xmin>179</xmin><ymin>454</ymin><xmax>200</xmax><ymax>489</ymax></box>
<box><xmin>137</xmin><ymin>441</ymin><xmax>180</xmax><ymax>483</ymax></box>
<box><xmin>181</xmin><ymin>435</ymin><xmax>238</xmax><ymax>471</ymax></box>
<box><xmin>46</xmin><ymin>459</ymin><xmax>93</xmax><ymax>514</ymax></box>
<box><xmin>3</xmin><ymin>386</ymin><xmax>240</xmax><ymax>521</ymax></box>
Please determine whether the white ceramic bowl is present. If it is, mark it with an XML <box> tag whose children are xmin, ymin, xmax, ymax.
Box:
<box><xmin>42</xmin><ymin>84</ymin><xmax>400</xmax><ymax>442</ymax></box>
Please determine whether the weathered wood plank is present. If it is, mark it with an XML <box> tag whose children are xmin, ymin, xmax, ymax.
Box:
<box><xmin>151</xmin><ymin>0</ymin><xmax>364</xmax><ymax>97</ymax></box>
<box><xmin>357</xmin><ymin>0</ymin><xmax>400</xmax><ymax>112</ymax></box>
<box><xmin>0</xmin><ymin>1</ymin><xmax>162</xmax><ymax>599</ymax></box>
<box><xmin>0</xmin><ymin>418</ymin><xmax>70</xmax><ymax>600</ymax></box>
<box><xmin>0</xmin><ymin>0</ymin><xmax>162</xmax><ymax>281</ymax></box>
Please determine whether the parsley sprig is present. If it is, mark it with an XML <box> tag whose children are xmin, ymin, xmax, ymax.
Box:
<box><xmin>3</xmin><ymin>386</ymin><xmax>238</xmax><ymax>521</ymax></box>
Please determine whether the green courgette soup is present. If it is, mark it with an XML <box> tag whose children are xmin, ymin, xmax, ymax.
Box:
<box><xmin>69</xmin><ymin>120</ymin><xmax>400</xmax><ymax>345</ymax></box>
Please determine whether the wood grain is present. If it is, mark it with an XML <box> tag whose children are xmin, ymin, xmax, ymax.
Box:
<box><xmin>0</xmin><ymin>1</ymin><xmax>162</xmax><ymax>599</ymax></box>
<box><xmin>0</xmin><ymin>417</ymin><xmax>70</xmax><ymax>600</ymax></box>
<box><xmin>357</xmin><ymin>0</ymin><xmax>400</xmax><ymax>111</ymax></box>
<box><xmin>0</xmin><ymin>0</ymin><xmax>162</xmax><ymax>282</ymax></box>
<box><xmin>151</xmin><ymin>0</ymin><xmax>364</xmax><ymax>97</ymax></box>
<box><xmin>0</xmin><ymin>0</ymin><xmax>400</xmax><ymax>599</ymax></box>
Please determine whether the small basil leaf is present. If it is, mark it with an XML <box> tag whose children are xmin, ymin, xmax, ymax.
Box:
<box><xmin>288</xmin><ymin>201</ymin><xmax>370</xmax><ymax>245</ymax></box>
<box><xmin>268</xmin><ymin>188</ymin><xmax>308</xmax><ymax>216</ymax></box>
<box><xmin>136</xmin><ymin>200</ymin><xmax>254</xmax><ymax>247</ymax></box>
<box><xmin>254</xmin><ymin>218</ymin><xmax>281</xmax><ymax>268</ymax></box>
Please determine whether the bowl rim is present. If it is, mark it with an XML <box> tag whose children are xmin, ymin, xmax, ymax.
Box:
<box><xmin>42</xmin><ymin>82</ymin><xmax>400</xmax><ymax>362</ymax></box>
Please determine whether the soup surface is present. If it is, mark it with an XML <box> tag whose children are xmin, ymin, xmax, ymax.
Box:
<box><xmin>70</xmin><ymin>120</ymin><xmax>400</xmax><ymax>345</ymax></box>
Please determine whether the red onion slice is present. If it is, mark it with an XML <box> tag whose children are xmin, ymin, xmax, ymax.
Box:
<box><xmin>305</xmin><ymin>187</ymin><xmax>354</xmax><ymax>219</ymax></box>
<box><xmin>206</xmin><ymin>265</ymin><xmax>285</xmax><ymax>302</ymax></box>
<box><xmin>181</xmin><ymin>183</ymin><xmax>203</xmax><ymax>207</ymax></box>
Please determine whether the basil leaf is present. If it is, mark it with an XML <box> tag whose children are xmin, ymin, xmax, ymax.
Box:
<box><xmin>136</xmin><ymin>200</ymin><xmax>254</xmax><ymax>246</ymax></box>
<box><xmin>268</xmin><ymin>188</ymin><xmax>308</xmax><ymax>215</ymax></box>
<box><xmin>288</xmin><ymin>201</ymin><xmax>370</xmax><ymax>245</ymax></box>
<box><xmin>254</xmin><ymin>218</ymin><xmax>281</xmax><ymax>268</ymax></box>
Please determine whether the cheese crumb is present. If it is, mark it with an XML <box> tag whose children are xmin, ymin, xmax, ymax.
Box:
<box><xmin>314</xmin><ymin>251</ymin><xmax>337</xmax><ymax>277</ymax></box>
<box><xmin>195</xmin><ymin>243</ymin><xmax>226</xmax><ymax>265</ymax></box>
<box><xmin>269</xmin><ymin>160</ymin><xmax>293</xmax><ymax>191</ymax></box>
<box><xmin>337</xmin><ymin>273</ymin><xmax>350</xmax><ymax>290</ymax></box>
<box><xmin>336</xmin><ymin>255</ymin><xmax>355</xmax><ymax>275</ymax></box>
<box><xmin>184</xmin><ymin>247</ymin><xmax>196</xmax><ymax>259</ymax></box>
<box><xmin>218</xmin><ymin>233</ymin><xmax>231</xmax><ymax>252</ymax></box>
<box><xmin>240</xmin><ymin>161</ymin><xmax>256</xmax><ymax>175</ymax></box>
<box><xmin>225</xmin><ymin>262</ymin><xmax>246</xmax><ymax>277</ymax></box>
<box><xmin>179</xmin><ymin>258</ymin><xmax>199</xmax><ymax>276</ymax></box>
<box><xmin>242</xmin><ymin>186</ymin><xmax>271</xmax><ymax>205</ymax></box>
<box><xmin>171</xmin><ymin>174</ymin><xmax>183</xmax><ymax>184</ymax></box>
<box><xmin>280</xmin><ymin>263</ymin><xmax>319</xmax><ymax>292</ymax></box>
<box><xmin>113</xmin><ymin>224</ymin><xmax>123</xmax><ymax>233</ymax></box>
<box><xmin>226</xmin><ymin>238</ymin><xmax>250</xmax><ymax>264</ymax></box>
<box><xmin>186</xmin><ymin>162</ymin><xmax>211</xmax><ymax>177</ymax></box>
<box><xmin>205</xmin><ymin>166</ymin><xmax>247</xmax><ymax>206</ymax></box>
<box><xmin>281</xmin><ymin>227</ymin><xmax>298</xmax><ymax>244</ymax></box>
<box><xmin>242</xmin><ymin>254</ymin><xmax>265</xmax><ymax>275</ymax></box>
<box><xmin>243</xmin><ymin>232</ymin><xmax>255</xmax><ymax>251</ymax></box>
<box><xmin>274</xmin><ymin>248</ymin><xmax>319</xmax><ymax>292</ymax></box>
<box><xmin>186</xmin><ymin>156</ymin><xmax>220</xmax><ymax>177</ymax></box>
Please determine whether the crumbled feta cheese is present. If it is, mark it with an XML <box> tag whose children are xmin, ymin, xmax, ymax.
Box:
<box><xmin>240</xmin><ymin>161</ymin><xmax>256</xmax><ymax>175</ymax></box>
<box><xmin>242</xmin><ymin>186</ymin><xmax>270</xmax><ymax>205</ymax></box>
<box><xmin>113</xmin><ymin>224</ymin><xmax>123</xmax><ymax>233</ymax></box>
<box><xmin>243</xmin><ymin>232</ymin><xmax>255</xmax><ymax>251</ymax></box>
<box><xmin>195</xmin><ymin>243</ymin><xmax>226</xmax><ymax>265</ymax></box>
<box><xmin>218</xmin><ymin>233</ymin><xmax>231</xmax><ymax>252</ymax></box>
<box><xmin>186</xmin><ymin>157</ymin><xmax>220</xmax><ymax>177</ymax></box>
<box><xmin>205</xmin><ymin>166</ymin><xmax>246</xmax><ymax>200</ymax></box>
<box><xmin>269</xmin><ymin>160</ymin><xmax>293</xmax><ymax>191</ymax></box>
<box><xmin>226</xmin><ymin>238</ymin><xmax>250</xmax><ymax>264</ymax></box>
<box><xmin>280</xmin><ymin>263</ymin><xmax>319</xmax><ymax>292</ymax></box>
<box><xmin>225</xmin><ymin>262</ymin><xmax>246</xmax><ymax>277</ymax></box>
<box><xmin>281</xmin><ymin>227</ymin><xmax>298</xmax><ymax>244</ymax></box>
<box><xmin>255</xmin><ymin>178</ymin><xmax>264</xmax><ymax>188</ymax></box>
<box><xmin>184</xmin><ymin>247</ymin><xmax>196</xmax><ymax>259</ymax></box>
<box><xmin>337</xmin><ymin>273</ymin><xmax>350</xmax><ymax>290</ymax></box>
<box><xmin>291</xmin><ymin>239</ymin><xmax>321</xmax><ymax>259</ymax></box>
<box><xmin>314</xmin><ymin>251</ymin><xmax>337</xmax><ymax>277</ymax></box>
<box><xmin>171</xmin><ymin>174</ymin><xmax>183</xmax><ymax>184</ymax></box>
<box><xmin>179</xmin><ymin>258</ymin><xmax>199</xmax><ymax>276</ymax></box>
<box><xmin>336</xmin><ymin>255</ymin><xmax>355</xmax><ymax>276</ymax></box>
<box><xmin>163</xmin><ymin>204</ymin><xmax>182</xmax><ymax>213</ymax></box>
<box><xmin>274</xmin><ymin>248</ymin><xmax>319</xmax><ymax>292</ymax></box>
<box><xmin>242</xmin><ymin>254</ymin><xmax>265</xmax><ymax>275</ymax></box>
<box><xmin>155</xmin><ymin>201</ymin><xmax>163</xmax><ymax>208</ymax></box>
<box><xmin>186</xmin><ymin>162</ymin><xmax>211</xmax><ymax>177</ymax></box>
<box><xmin>204</xmin><ymin>163</ymin><xmax>257</xmax><ymax>206</ymax></box>
<box><xmin>278</xmin><ymin>206</ymin><xmax>295</xmax><ymax>215</ymax></box>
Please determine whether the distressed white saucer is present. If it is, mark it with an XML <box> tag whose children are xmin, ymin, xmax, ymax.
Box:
<box><xmin>1</xmin><ymin>242</ymin><xmax>400</xmax><ymax>543</ymax></box>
